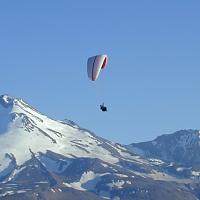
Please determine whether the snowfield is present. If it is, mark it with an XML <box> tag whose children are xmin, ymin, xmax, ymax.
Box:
<box><xmin>0</xmin><ymin>95</ymin><xmax>121</xmax><ymax>170</ymax></box>
<box><xmin>0</xmin><ymin>95</ymin><xmax>199</xmax><ymax>200</ymax></box>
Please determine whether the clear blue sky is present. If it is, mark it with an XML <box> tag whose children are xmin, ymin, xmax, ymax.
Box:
<box><xmin>0</xmin><ymin>1</ymin><xmax>200</xmax><ymax>144</ymax></box>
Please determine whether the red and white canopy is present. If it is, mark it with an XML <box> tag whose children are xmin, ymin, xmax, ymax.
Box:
<box><xmin>87</xmin><ymin>54</ymin><xmax>108</xmax><ymax>81</ymax></box>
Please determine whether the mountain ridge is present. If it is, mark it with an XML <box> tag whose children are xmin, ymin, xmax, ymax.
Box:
<box><xmin>0</xmin><ymin>94</ymin><xmax>198</xmax><ymax>200</ymax></box>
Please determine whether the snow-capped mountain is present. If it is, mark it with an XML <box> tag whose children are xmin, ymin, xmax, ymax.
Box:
<box><xmin>127</xmin><ymin>130</ymin><xmax>200</xmax><ymax>167</ymax></box>
<box><xmin>127</xmin><ymin>129</ymin><xmax>200</xmax><ymax>195</ymax></box>
<box><xmin>0</xmin><ymin>95</ymin><xmax>198</xmax><ymax>200</ymax></box>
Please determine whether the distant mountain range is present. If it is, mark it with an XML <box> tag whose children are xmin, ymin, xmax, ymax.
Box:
<box><xmin>127</xmin><ymin>129</ymin><xmax>200</xmax><ymax>199</ymax></box>
<box><xmin>0</xmin><ymin>94</ymin><xmax>199</xmax><ymax>200</ymax></box>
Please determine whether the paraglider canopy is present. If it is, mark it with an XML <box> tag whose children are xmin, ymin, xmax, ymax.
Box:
<box><xmin>87</xmin><ymin>54</ymin><xmax>108</xmax><ymax>81</ymax></box>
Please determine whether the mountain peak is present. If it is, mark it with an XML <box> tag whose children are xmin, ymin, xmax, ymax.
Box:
<box><xmin>0</xmin><ymin>94</ymin><xmax>122</xmax><ymax>166</ymax></box>
<box><xmin>0</xmin><ymin>95</ymin><xmax>198</xmax><ymax>200</ymax></box>
<box><xmin>128</xmin><ymin>129</ymin><xmax>200</xmax><ymax>166</ymax></box>
<box><xmin>0</xmin><ymin>94</ymin><xmax>14</xmax><ymax>106</ymax></box>
<box><xmin>0</xmin><ymin>94</ymin><xmax>22</xmax><ymax>108</ymax></box>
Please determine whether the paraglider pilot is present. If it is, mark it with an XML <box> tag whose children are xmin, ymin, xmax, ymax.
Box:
<box><xmin>100</xmin><ymin>103</ymin><xmax>107</xmax><ymax>112</ymax></box>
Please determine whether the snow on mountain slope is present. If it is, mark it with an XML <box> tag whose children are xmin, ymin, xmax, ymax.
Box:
<box><xmin>127</xmin><ymin>129</ymin><xmax>200</xmax><ymax>185</ymax></box>
<box><xmin>0</xmin><ymin>95</ymin><xmax>194</xmax><ymax>178</ymax></box>
<box><xmin>127</xmin><ymin>130</ymin><xmax>200</xmax><ymax>166</ymax></box>
<box><xmin>0</xmin><ymin>95</ymin><xmax>198</xmax><ymax>200</ymax></box>
<box><xmin>0</xmin><ymin>95</ymin><xmax>123</xmax><ymax>167</ymax></box>
<box><xmin>0</xmin><ymin>94</ymin><xmax>156</xmax><ymax>177</ymax></box>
